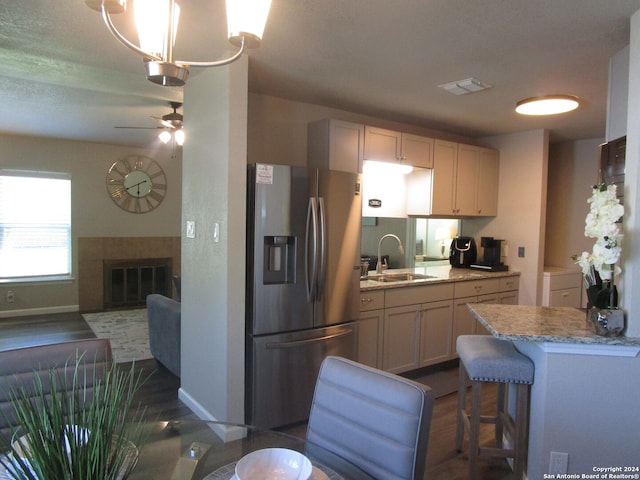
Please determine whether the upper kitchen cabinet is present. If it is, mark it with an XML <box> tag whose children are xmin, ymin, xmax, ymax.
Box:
<box><xmin>429</xmin><ymin>140</ymin><xmax>499</xmax><ymax>217</ymax></box>
<box><xmin>308</xmin><ymin>119</ymin><xmax>365</xmax><ymax>173</ymax></box>
<box><xmin>364</xmin><ymin>126</ymin><xmax>433</xmax><ymax>168</ymax></box>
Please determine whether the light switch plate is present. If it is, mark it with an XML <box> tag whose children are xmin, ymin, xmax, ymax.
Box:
<box><xmin>186</xmin><ymin>221</ymin><xmax>196</xmax><ymax>239</ymax></box>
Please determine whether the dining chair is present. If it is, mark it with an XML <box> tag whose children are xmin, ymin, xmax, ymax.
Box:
<box><xmin>306</xmin><ymin>356</ymin><xmax>434</xmax><ymax>480</ymax></box>
<box><xmin>0</xmin><ymin>338</ymin><xmax>113</xmax><ymax>439</ymax></box>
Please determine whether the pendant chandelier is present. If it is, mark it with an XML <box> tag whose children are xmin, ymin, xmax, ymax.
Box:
<box><xmin>85</xmin><ymin>0</ymin><xmax>272</xmax><ymax>87</ymax></box>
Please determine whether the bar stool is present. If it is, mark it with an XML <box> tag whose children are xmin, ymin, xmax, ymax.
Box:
<box><xmin>456</xmin><ymin>335</ymin><xmax>534</xmax><ymax>480</ymax></box>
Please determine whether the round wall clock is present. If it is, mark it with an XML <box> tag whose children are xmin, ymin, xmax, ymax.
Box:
<box><xmin>106</xmin><ymin>154</ymin><xmax>167</xmax><ymax>213</ymax></box>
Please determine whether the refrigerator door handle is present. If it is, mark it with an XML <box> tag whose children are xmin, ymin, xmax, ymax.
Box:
<box><xmin>317</xmin><ymin>197</ymin><xmax>327</xmax><ymax>297</ymax></box>
<box><xmin>305</xmin><ymin>197</ymin><xmax>318</xmax><ymax>302</ymax></box>
<box><xmin>265</xmin><ymin>329</ymin><xmax>354</xmax><ymax>349</ymax></box>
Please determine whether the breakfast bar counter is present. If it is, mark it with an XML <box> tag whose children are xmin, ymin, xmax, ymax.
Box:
<box><xmin>467</xmin><ymin>303</ymin><xmax>640</xmax><ymax>346</ymax></box>
<box><xmin>465</xmin><ymin>303</ymin><xmax>640</xmax><ymax>479</ymax></box>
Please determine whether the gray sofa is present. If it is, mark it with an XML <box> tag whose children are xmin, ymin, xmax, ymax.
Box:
<box><xmin>146</xmin><ymin>293</ymin><xmax>181</xmax><ymax>377</ymax></box>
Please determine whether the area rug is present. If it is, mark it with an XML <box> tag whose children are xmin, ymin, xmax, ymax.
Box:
<box><xmin>82</xmin><ymin>309</ymin><xmax>152</xmax><ymax>364</ymax></box>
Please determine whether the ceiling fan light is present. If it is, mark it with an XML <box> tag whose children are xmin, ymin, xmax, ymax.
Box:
<box><xmin>174</xmin><ymin>129</ymin><xmax>185</xmax><ymax>146</ymax></box>
<box><xmin>227</xmin><ymin>0</ymin><xmax>272</xmax><ymax>48</ymax></box>
<box><xmin>159</xmin><ymin>130</ymin><xmax>172</xmax><ymax>144</ymax></box>
<box><xmin>515</xmin><ymin>95</ymin><xmax>579</xmax><ymax>115</ymax></box>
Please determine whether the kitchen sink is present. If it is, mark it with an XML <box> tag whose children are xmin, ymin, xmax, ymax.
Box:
<box><xmin>367</xmin><ymin>273</ymin><xmax>435</xmax><ymax>282</ymax></box>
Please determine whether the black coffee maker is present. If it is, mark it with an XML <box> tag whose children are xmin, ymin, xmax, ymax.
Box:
<box><xmin>470</xmin><ymin>237</ymin><xmax>508</xmax><ymax>271</ymax></box>
<box><xmin>449</xmin><ymin>236</ymin><xmax>477</xmax><ymax>268</ymax></box>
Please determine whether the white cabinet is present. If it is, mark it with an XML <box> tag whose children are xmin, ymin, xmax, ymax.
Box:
<box><xmin>477</xmin><ymin>148</ymin><xmax>499</xmax><ymax>216</ymax></box>
<box><xmin>542</xmin><ymin>267</ymin><xmax>582</xmax><ymax>307</ymax></box>
<box><xmin>419</xmin><ymin>299</ymin><xmax>454</xmax><ymax>366</ymax></box>
<box><xmin>383</xmin><ymin>304</ymin><xmax>422</xmax><ymax>373</ymax></box>
<box><xmin>498</xmin><ymin>276</ymin><xmax>520</xmax><ymax>305</ymax></box>
<box><xmin>430</xmin><ymin>140</ymin><xmax>499</xmax><ymax>216</ymax></box>
<box><xmin>364</xmin><ymin>126</ymin><xmax>433</xmax><ymax>168</ymax></box>
<box><xmin>452</xmin><ymin>279</ymin><xmax>500</xmax><ymax>354</ymax></box>
<box><xmin>383</xmin><ymin>283</ymin><xmax>454</xmax><ymax>373</ymax></box>
<box><xmin>358</xmin><ymin>290</ymin><xmax>384</xmax><ymax>368</ymax></box>
<box><xmin>361</xmin><ymin>273</ymin><xmax>519</xmax><ymax>372</ymax></box>
<box><xmin>451</xmin><ymin>275</ymin><xmax>520</xmax><ymax>355</ymax></box>
<box><xmin>308</xmin><ymin>119</ymin><xmax>364</xmax><ymax>173</ymax></box>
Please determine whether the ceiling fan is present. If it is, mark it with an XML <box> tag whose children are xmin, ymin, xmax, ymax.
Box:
<box><xmin>116</xmin><ymin>102</ymin><xmax>184</xmax><ymax>145</ymax></box>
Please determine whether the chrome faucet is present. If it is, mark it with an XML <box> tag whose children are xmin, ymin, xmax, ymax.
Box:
<box><xmin>377</xmin><ymin>234</ymin><xmax>405</xmax><ymax>274</ymax></box>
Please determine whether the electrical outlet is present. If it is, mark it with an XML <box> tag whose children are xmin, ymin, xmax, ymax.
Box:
<box><xmin>518</xmin><ymin>246</ymin><xmax>525</xmax><ymax>258</ymax></box>
<box><xmin>549</xmin><ymin>451</ymin><xmax>568</xmax><ymax>475</ymax></box>
<box><xmin>6</xmin><ymin>290</ymin><xmax>14</xmax><ymax>303</ymax></box>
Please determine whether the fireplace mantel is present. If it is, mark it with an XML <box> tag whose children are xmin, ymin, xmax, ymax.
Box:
<box><xmin>77</xmin><ymin>237</ymin><xmax>180</xmax><ymax>312</ymax></box>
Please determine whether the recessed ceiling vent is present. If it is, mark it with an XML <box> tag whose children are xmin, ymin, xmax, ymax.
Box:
<box><xmin>439</xmin><ymin>77</ymin><xmax>492</xmax><ymax>95</ymax></box>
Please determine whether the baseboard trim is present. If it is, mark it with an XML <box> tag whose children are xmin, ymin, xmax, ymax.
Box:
<box><xmin>0</xmin><ymin>305</ymin><xmax>79</xmax><ymax>318</ymax></box>
<box><xmin>178</xmin><ymin>387</ymin><xmax>247</xmax><ymax>442</ymax></box>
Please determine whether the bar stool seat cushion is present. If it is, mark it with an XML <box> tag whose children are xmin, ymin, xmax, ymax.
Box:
<box><xmin>457</xmin><ymin>335</ymin><xmax>534</xmax><ymax>384</ymax></box>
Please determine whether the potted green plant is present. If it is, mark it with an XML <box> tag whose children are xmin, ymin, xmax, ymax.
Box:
<box><xmin>0</xmin><ymin>358</ymin><xmax>148</xmax><ymax>480</ymax></box>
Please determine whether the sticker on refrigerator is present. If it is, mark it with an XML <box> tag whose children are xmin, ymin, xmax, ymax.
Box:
<box><xmin>256</xmin><ymin>164</ymin><xmax>274</xmax><ymax>184</ymax></box>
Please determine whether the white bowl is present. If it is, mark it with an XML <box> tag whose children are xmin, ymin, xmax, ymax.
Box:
<box><xmin>235</xmin><ymin>448</ymin><xmax>313</xmax><ymax>480</ymax></box>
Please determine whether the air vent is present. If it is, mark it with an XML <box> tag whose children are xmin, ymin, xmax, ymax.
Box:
<box><xmin>439</xmin><ymin>77</ymin><xmax>492</xmax><ymax>95</ymax></box>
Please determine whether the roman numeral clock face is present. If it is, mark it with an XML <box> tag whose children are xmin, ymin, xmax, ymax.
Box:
<box><xmin>106</xmin><ymin>155</ymin><xmax>167</xmax><ymax>213</ymax></box>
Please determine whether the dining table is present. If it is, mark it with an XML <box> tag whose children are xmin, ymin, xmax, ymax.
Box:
<box><xmin>127</xmin><ymin>419</ymin><xmax>374</xmax><ymax>480</ymax></box>
<box><xmin>0</xmin><ymin>419</ymin><xmax>374</xmax><ymax>480</ymax></box>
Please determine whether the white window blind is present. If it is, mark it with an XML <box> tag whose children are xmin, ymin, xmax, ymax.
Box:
<box><xmin>0</xmin><ymin>171</ymin><xmax>72</xmax><ymax>279</ymax></box>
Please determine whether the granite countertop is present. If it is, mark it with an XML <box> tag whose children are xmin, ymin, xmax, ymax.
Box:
<box><xmin>360</xmin><ymin>265</ymin><xmax>519</xmax><ymax>291</ymax></box>
<box><xmin>467</xmin><ymin>303</ymin><xmax>640</xmax><ymax>346</ymax></box>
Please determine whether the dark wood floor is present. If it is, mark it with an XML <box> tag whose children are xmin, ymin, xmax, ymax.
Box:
<box><xmin>0</xmin><ymin>312</ymin><xmax>514</xmax><ymax>479</ymax></box>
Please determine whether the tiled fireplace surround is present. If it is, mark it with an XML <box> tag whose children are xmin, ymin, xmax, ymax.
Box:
<box><xmin>77</xmin><ymin>237</ymin><xmax>181</xmax><ymax>312</ymax></box>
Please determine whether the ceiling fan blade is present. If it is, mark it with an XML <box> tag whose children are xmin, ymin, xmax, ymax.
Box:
<box><xmin>114</xmin><ymin>126</ymin><xmax>162</xmax><ymax>129</ymax></box>
<box><xmin>151</xmin><ymin>116</ymin><xmax>177</xmax><ymax>129</ymax></box>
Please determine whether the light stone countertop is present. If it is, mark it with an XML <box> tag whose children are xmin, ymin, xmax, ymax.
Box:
<box><xmin>467</xmin><ymin>303</ymin><xmax>640</xmax><ymax>346</ymax></box>
<box><xmin>360</xmin><ymin>265</ymin><xmax>519</xmax><ymax>291</ymax></box>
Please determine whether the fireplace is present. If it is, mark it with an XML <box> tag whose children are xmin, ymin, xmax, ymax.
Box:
<box><xmin>103</xmin><ymin>258</ymin><xmax>172</xmax><ymax>310</ymax></box>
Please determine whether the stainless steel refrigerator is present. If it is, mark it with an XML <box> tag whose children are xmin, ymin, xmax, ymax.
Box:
<box><xmin>246</xmin><ymin>164</ymin><xmax>362</xmax><ymax>428</ymax></box>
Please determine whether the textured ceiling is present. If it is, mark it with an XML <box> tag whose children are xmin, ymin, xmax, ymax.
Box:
<box><xmin>2</xmin><ymin>0</ymin><xmax>640</xmax><ymax>147</ymax></box>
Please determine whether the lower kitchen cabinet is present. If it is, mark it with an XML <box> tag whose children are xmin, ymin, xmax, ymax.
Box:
<box><xmin>358</xmin><ymin>290</ymin><xmax>384</xmax><ymax>368</ymax></box>
<box><xmin>419</xmin><ymin>299</ymin><xmax>454</xmax><ymax>366</ymax></box>
<box><xmin>382</xmin><ymin>283</ymin><xmax>454</xmax><ymax>374</ymax></box>
<box><xmin>453</xmin><ymin>293</ymin><xmax>497</xmax><ymax>351</ymax></box>
<box><xmin>383</xmin><ymin>304</ymin><xmax>421</xmax><ymax>373</ymax></box>
<box><xmin>542</xmin><ymin>267</ymin><xmax>582</xmax><ymax>307</ymax></box>
<box><xmin>357</xmin><ymin>309</ymin><xmax>384</xmax><ymax>368</ymax></box>
<box><xmin>451</xmin><ymin>275</ymin><xmax>520</xmax><ymax>355</ymax></box>
<box><xmin>361</xmin><ymin>273</ymin><xmax>520</xmax><ymax>373</ymax></box>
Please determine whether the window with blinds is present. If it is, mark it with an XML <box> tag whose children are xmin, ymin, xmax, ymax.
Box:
<box><xmin>0</xmin><ymin>171</ymin><xmax>72</xmax><ymax>280</ymax></box>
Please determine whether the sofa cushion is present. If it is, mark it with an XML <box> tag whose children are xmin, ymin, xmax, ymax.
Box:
<box><xmin>146</xmin><ymin>294</ymin><xmax>181</xmax><ymax>377</ymax></box>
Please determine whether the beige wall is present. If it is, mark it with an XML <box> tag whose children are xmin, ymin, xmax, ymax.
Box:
<box><xmin>545</xmin><ymin>138</ymin><xmax>602</xmax><ymax>269</ymax></box>
<box><xmin>247</xmin><ymin>93</ymin><xmax>475</xmax><ymax>166</ymax></box>
<box><xmin>464</xmin><ymin>130</ymin><xmax>549</xmax><ymax>306</ymax></box>
<box><xmin>0</xmin><ymin>134</ymin><xmax>182</xmax><ymax>315</ymax></box>
<box><xmin>179</xmin><ymin>59</ymin><xmax>248</xmax><ymax>426</ymax></box>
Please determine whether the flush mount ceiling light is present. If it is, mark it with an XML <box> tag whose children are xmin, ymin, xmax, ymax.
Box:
<box><xmin>515</xmin><ymin>95</ymin><xmax>580</xmax><ymax>115</ymax></box>
<box><xmin>85</xmin><ymin>0</ymin><xmax>272</xmax><ymax>87</ymax></box>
